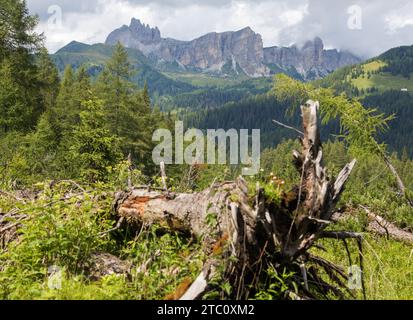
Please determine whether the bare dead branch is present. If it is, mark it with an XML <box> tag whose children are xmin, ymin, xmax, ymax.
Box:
<box><xmin>320</xmin><ymin>231</ymin><xmax>363</xmax><ymax>240</ymax></box>
<box><xmin>272</xmin><ymin>119</ymin><xmax>304</xmax><ymax>136</ymax></box>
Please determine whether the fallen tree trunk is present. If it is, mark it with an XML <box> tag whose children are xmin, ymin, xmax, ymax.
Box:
<box><xmin>114</xmin><ymin>100</ymin><xmax>359</xmax><ymax>299</ymax></box>
<box><xmin>361</xmin><ymin>206</ymin><xmax>413</xmax><ymax>244</ymax></box>
<box><xmin>331</xmin><ymin>207</ymin><xmax>413</xmax><ymax>245</ymax></box>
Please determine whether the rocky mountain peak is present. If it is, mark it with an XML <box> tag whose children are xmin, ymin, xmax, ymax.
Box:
<box><xmin>105</xmin><ymin>18</ymin><xmax>361</xmax><ymax>79</ymax></box>
<box><xmin>129</xmin><ymin>18</ymin><xmax>161</xmax><ymax>45</ymax></box>
<box><xmin>302</xmin><ymin>37</ymin><xmax>324</xmax><ymax>51</ymax></box>
<box><xmin>106</xmin><ymin>18</ymin><xmax>161</xmax><ymax>48</ymax></box>
<box><xmin>264</xmin><ymin>36</ymin><xmax>361</xmax><ymax>80</ymax></box>
<box><xmin>239</xmin><ymin>26</ymin><xmax>254</xmax><ymax>33</ymax></box>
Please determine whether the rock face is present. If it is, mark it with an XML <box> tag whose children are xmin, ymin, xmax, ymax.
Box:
<box><xmin>159</xmin><ymin>27</ymin><xmax>268</xmax><ymax>77</ymax></box>
<box><xmin>106</xmin><ymin>19</ymin><xmax>361</xmax><ymax>79</ymax></box>
<box><xmin>106</xmin><ymin>19</ymin><xmax>268</xmax><ymax>77</ymax></box>
<box><xmin>264</xmin><ymin>37</ymin><xmax>361</xmax><ymax>80</ymax></box>
<box><xmin>106</xmin><ymin>18</ymin><xmax>162</xmax><ymax>54</ymax></box>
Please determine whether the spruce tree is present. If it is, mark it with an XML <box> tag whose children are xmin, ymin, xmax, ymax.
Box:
<box><xmin>54</xmin><ymin>65</ymin><xmax>92</xmax><ymax>136</ymax></box>
<box><xmin>36</xmin><ymin>48</ymin><xmax>60</xmax><ymax>113</ymax></box>
<box><xmin>0</xmin><ymin>0</ymin><xmax>43</xmax><ymax>133</ymax></box>
<box><xmin>70</xmin><ymin>98</ymin><xmax>122</xmax><ymax>182</ymax></box>
<box><xmin>95</xmin><ymin>42</ymin><xmax>154</xmax><ymax>167</ymax></box>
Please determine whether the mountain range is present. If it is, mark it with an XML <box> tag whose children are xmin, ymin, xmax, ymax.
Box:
<box><xmin>52</xmin><ymin>18</ymin><xmax>413</xmax><ymax>112</ymax></box>
<box><xmin>105</xmin><ymin>18</ymin><xmax>362</xmax><ymax>80</ymax></box>
<box><xmin>50</xmin><ymin>20</ymin><xmax>413</xmax><ymax>155</ymax></box>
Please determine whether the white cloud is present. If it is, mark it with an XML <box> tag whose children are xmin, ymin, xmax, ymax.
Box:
<box><xmin>28</xmin><ymin>0</ymin><xmax>413</xmax><ymax>56</ymax></box>
<box><xmin>33</xmin><ymin>0</ymin><xmax>152</xmax><ymax>52</ymax></box>
<box><xmin>385</xmin><ymin>2</ymin><xmax>413</xmax><ymax>34</ymax></box>
<box><xmin>29</xmin><ymin>0</ymin><xmax>308</xmax><ymax>52</ymax></box>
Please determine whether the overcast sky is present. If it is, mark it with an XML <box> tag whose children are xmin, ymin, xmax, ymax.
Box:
<box><xmin>27</xmin><ymin>0</ymin><xmax>413</xmax><ymax>57</ymax></box>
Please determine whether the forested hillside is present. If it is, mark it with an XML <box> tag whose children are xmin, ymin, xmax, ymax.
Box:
<box><xmin>52</xmin><ymin>41</ymin><xmax>195</xmax><ymax>98</ymax></box>
<box><xmin>1</xmin><ymin>0</ymin><xmax>413</xmax><ymax>301</ymax></box>
<box><xmin>187</xmin><ymin>89</ymin><xmax>413</xmax><ymax>157</ymax></box>
<box><xmin>380</xmin><ymin>45</ymin><xmax>413</xmax><ymax>78</ymax></box>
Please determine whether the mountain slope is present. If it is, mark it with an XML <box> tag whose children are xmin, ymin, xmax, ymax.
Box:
<box><xmin>51</xmin><ymin>41</ymin><xmax>195</xmax><ymax>97</ymax></box>
<box><xmin>186</xmin><ymin>89</ymin><xmax>413</xmax><ymax>157</ymax></box>
<box><xmin>317</xmin><ymin>45</ymin><xmax>413</xmax><ymax>96</ymax></box>
<box><xmin>51</xmin><ymin>40</ymin><xmax>278</xmax><ymax>111</ymax></box>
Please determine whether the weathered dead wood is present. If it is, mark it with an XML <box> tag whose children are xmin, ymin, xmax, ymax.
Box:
<box><xmin>274</xmin><ymin>100</ymin><xmax>357</xmax><ymax>260</ymax></box>
<box><xmin>320</xmin><ymin>231</ymin><xmax>363</xmax><ymax>240</ymax></box>
<box><xmin>331</xmin><ymin>206</ymin><xmax>413</xmax><ymax>244</ymax></box>
<box><xmin>0</xmin><ymin>210</ymin><xmax>28</xmax><ymax>249</ymax></box>
<box><xmin>0</xmin><ymin>190</ymin><xmax>25</xmax><ymax>202</ymax></box>
<box><xmin>272</xmin><ymin>119</ymin><xmax>304</xmax><ymax>136</ymax></box>
<box><xmin>160</xmin><ymin>161</ymin><xmax>168</xmax><ymax>191</ymax></box>
<box><xmin>114</xmin><ymin>100</ymin><xmax>358</xmax><ymax>299</ymax></box>
<box><xmin>382</xmin><ymin>155</ymin><xmax>413</xmax><ymax>208</ymax></box>
<box><xmin>360</xmin><ymin>205</ymin><xmax>413</xmax><ymax>244</ymax></box>
<box><xmin>180</xmin><ymin>265</ymin><xmax>214</xmax><ymax>300</ymax></box>
<box><xmin>383</xmin><ymin>155</ymin><xmax>406</xmax><ymax>197</ymax></box>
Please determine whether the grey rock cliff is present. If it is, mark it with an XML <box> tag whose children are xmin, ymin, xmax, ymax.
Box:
<box><xmin>106</xmin><ymin>19</ymin><xmax>268</xmax><ymax>77</ymax></box>
<box><xmin>264</xmin><ymin>37</ymin><xmax>361</xmax><ymax>80</ymax></box>
<box><xmin>106</xmin><ymin>19</ymin><xmax>361</xmax><ymax>79</ymax></box>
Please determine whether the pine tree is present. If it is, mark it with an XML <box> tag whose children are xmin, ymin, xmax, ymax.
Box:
<box><xmin>0</xmin><ymin>0</ymin><xmax>44</xmax><ymax>133</ymax></box>
<box><xmin>36</xmin><ymin>47</ymin><xmax>60</xmax><ymax>112</ymax></box>
<box><xmin>96</xmin><ymin>42</ymin><xmax>135</xmax><ymax>134</ymax></box>
<box><xmin>54</xmin><ymin>65</ymin><xmax>91</xmax><ymax>136</ymax></box>
<box><xmin>61</xmin><ymin>65</ymin><xmax>75</xmax><ymax>90</ymax></box>
<box><xmin>0</xmin><ymin>0</ymin><xmax>42</xmax><ymax>61</ymax></box>
<box><xmin>95</xmin><ymin>42</ymin><xmax>154</xmax><ymax>167</ymax></box>
<box><xmin>70</xmin><ymin>98</ymin><xmax>122</xmax><ymax>182</ymax></box>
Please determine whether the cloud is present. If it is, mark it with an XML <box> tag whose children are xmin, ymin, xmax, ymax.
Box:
<box><xmin>27</xmin><ymin>0</ymin><xmax>413</xmax><ymax>57</ymax></box>
<box><xmin>28</xmin><ymin>0</ymin><xmax>308</xmax><ymax>53</ymax></box>
<box><xmin>278</xmin><ymin>0</ymin><xmax>413</xmax><ymax>57</ymax></box>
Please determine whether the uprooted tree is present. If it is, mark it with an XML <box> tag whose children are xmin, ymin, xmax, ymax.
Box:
<box><xmin>114</xmin><ymin>100</ymin><xmax>363</xmax><ymax>300</ymax></box>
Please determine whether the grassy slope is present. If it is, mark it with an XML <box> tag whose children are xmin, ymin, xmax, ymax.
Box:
<box><xmin>314</xmin><ymin>235</ymin><xmax>413</xmax><ymax>300</ymax></box>
<box><xmin>351</xmin><ymin>60</ymin><xmax>413</xmax><ymax>92</ymax></box>
<box><xmin>318</xmin><ymin>58</ymin><xmax>413</xmax><ymax>94</ymax></box>
<box><xmin>163</xmin><ymin>71</ymin><xmax>249</xmax><ymax>88</ymax></box>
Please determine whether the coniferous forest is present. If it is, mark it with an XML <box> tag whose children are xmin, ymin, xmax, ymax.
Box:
<box><xmin>1</xmin><ymin>0</ymin><xmax>413</xmax><ymax>302</ymax></box>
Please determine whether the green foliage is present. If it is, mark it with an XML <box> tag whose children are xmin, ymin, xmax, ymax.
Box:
<box><xmin>254</xmin><ymin>170</ymin><xmax>285</xmax><ymax>204</ymax></box>
<box><xmin>119</xmin><ymin>225</ymin><xmax>205</xmax><ymax>300</ymax></box>
<box><xmin>379</xmin><ymin>45</ymin><xmax>413</xmax><ymax>78</ymax></box>
<box><xmin>0</xmin><ymin>15</ymin><xmax>165</xmax><ymax>185</ymax></box>
<box><xmin>260</xmin><ymin>140</ymin><xmax>301</xmax><ymax>190</ymax></box>
<box><xmin>254</xmin><ymin>266</ymin><xmax>297</xmax><ymax>300</ymax></box>
<box><xmin>313</xmin><ymin>234</ymin><xmax>413</xmax><ymax>300</ymax></box>
<box><xmin>0</xmin><ymin>0</ymin><xmax>42</xmax><ymax>59</ymax></box>
<box><xmin>362</xmin><ymin>90</ymin><xmax>413</xmax><ymax>157</ymax></box>
<box><xmin>94</xmin><ymin>42</ymin><xmax>156</xmax><ymax>170</ymax></box>
<box><xmin>0</xmin><ymin>57</ymin><xmax>40</xmax><ymax>132</ymax></box>
<box><xmin>0</xmin><ymin>0</ymin><xmax>44</xmax><ymax>132</ymax></box>
<box><xmin>69</xmin><ymin>99</ymin><xmax>123</xmax><ymax>182</ymax></box>
<box><xmin>0</xmin><ymin>182</ymin><xmax>115</xmax><ymax>299</ymax></box>
<box><xmin>273</xmin><ymin>74</ymin><xmax>394</xmax><ymax>158</ymax></box>
<box><xmin>36</xmin><ymin>48</ymin><xmax>60</xmax><ymax>112</ymax></box>
<box><xmin>0</xmin><ymin>182</ymin><xmax>205</xmax><ymax>300</ymax></box>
